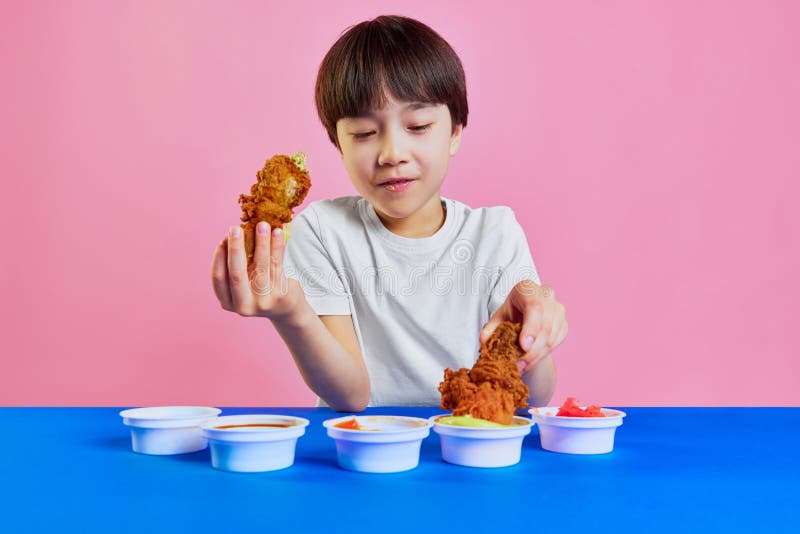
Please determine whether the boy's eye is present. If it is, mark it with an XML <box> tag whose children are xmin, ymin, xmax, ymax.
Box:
<box><xmin>353</xmin><ymin>131</ymin><xmax>376</xmax><ymax>139</ymax></box>
<box><xmin>409</xmin><ymin>124</ymin><xmax>432</xmax><ymax>132</ymax></box>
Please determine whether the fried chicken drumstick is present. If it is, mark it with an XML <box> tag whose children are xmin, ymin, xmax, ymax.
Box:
<box><xmin>238</xmin><ymin>152</ymin><xmax>311</xmax><ymax>264</ymax></box>
<box><xmin>438</xmin><ymin>322</ymin><xmax>530</xmax><ymax>425</ymax></box>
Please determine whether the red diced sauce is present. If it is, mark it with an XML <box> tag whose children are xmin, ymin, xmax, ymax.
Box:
<box><xmin>334</xmin><ymin>417</ymin><xmax>361</xmax><ymax>430</ymax></box>
<box><xmin>556</xmin><ymin>397</ymin><xmax>606</xmax><ymax>417</ymax></box>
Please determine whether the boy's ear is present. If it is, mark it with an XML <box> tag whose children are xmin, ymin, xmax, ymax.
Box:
<box><xmin>449</xmin><ymin>124</ymin><xmax>463</xmax><ymax>156</ymax></box>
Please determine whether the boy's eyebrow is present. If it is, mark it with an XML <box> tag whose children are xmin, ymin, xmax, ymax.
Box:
<box><xmin>349</xmin><ymin>102</ymin><xmax>435</xmax><ymax>119</ymax></box>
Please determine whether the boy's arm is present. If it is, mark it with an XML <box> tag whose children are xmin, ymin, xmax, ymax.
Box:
<box><xmin>271</xmin><ymin>308</ymin><xmax>369</xmax><ymax>412</ymax></box>
<box><xmin>211</xmin><ymin>222</ymin><xmax>369</xmax><ymax>412</ymax></box>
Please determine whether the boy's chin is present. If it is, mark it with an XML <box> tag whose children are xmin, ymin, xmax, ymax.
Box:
<box><xmin>371</xmin><ymin>201</ymin><xmax>420</xmax><ymax>221</ymax></box>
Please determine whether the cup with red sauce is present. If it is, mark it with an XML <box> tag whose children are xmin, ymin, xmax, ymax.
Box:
<box><xmin>201</xmin><ymin>414</ymin><xmax>310</xmax><ymax>472</ymax></box>
<box><xmin>529</xmin><ymin>397</ymin><xmax>626</xmax><ymax>454</ymax></box>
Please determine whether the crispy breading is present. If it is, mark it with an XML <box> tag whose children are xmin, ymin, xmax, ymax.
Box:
<box><xmin>438</xmin><ymin>322</ymin><xmax>530</xmax><ymax>425</ymax></box>
<box><xmin>238</xmin><ymin>153</ymin><xmax>311</xmax><ymax>263</ymax></box>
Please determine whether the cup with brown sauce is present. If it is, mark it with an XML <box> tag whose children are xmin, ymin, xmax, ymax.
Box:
<box><xmin>201</xmin><ymin>414</ymin><xmax>310</xmax><ymax>472</ymax></box>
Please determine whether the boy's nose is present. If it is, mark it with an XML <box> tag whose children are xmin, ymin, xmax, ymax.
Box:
<box><xmin>377</xmin><ymin>130</ymin><xmax>409</xmax><ymax>166</ymax></box>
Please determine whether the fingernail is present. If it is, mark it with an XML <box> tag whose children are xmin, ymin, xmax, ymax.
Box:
<box><xmin>229</xmin><ymin>226</ymin><xmax>241</xmax><ymax>238</ymax></box>
<box><xmin>522</xmin><ymin>336</ymin><xmax>534</xmax><ymax>351</ymax></box>
<box><xmin>273</xmin><ymin>228</ymin><xmax>282</xmax><ymax>238</ymax></box>
<box><xmin>257</xmin><ymin>221</ymin><xmax>268</xmax><ymax>235</ymax></box>
<box><xmin>517</xmin><ymin>360</ymin><xmax>527</xmax><ymax>374</ymax></box>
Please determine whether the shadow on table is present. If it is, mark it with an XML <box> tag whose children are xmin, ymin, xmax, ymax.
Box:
<box><xmin>295</xmin><ymin>449</ymin><xmax>339</xmax><ymax>470</ymax></box>
<box><xmin>89</xmin><ymin>436</ymin><xmax>211</xmax><ymax>464</ymax></box>
<box><xmin>168</xmin><ymin>449</ymin><xmax>211</xmax><ymax>464</ymax></box>
<box><xmin>91</xmin><ymin>436</ymin><xmax>131</xmax><ymax>451</ymax></box>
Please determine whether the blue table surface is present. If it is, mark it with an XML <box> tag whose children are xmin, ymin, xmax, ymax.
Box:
<box><xmin>1</xmin><ymin>407</ymin><xmax>798</xmax><ymax>533</ymax></box>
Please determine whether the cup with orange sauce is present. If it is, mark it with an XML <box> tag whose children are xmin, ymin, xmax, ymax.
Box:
<box><xmin>322</xmin><ymin>415</ymin><xmax>432</xmax><ymax>473</ymax></box>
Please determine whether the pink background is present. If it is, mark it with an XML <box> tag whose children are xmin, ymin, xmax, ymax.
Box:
<box><xmin>2</xmin><ymin>1</ymin><xmax>797</xmax><ymax>407</ymax></box>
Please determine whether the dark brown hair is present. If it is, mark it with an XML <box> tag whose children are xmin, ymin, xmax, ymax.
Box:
<box><xmin>315</xmin><ymin>15</ymin><xmax>468</xmax><ymax>147</ymax></box>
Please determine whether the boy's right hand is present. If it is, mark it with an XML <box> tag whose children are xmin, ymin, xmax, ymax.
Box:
<box><xmin>211</xmin><ymin>222</ymin><xmax>305</xmax><ymax>320</ymax></box>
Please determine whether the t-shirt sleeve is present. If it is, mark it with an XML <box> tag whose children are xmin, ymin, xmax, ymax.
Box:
<box><xmin>487</xmin><ymin>209</ymin><xmax>542</xmax><ymax>317</ymax></box>
<box><xmin>282</xmin><ymin>206</ymin><xmax>351</xmax><ymax>316</ymax></box>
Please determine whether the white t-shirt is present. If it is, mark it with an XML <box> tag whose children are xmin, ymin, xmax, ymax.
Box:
<box><xmin>283</xmin><ymin>196</ymin><xmax>540</xmax><ymax>407</ymax></box>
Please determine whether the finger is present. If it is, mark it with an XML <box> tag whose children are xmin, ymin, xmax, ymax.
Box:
<box><xmin>539</xmin><ymin>305</ymin><xmax>556</xmax><ymax>343</ymax></box>
<box><xmin>480</xmin><ymin>308</ymin><xmax>505</xmax><ymax>343</ymax></box>
<box><xmin>547</xmin><ymin>304</ymin><xmax>566</xmax><ymax>347</ymax></box>
<box><xmin>249</xmin><ymin>222</ymin><xmax>272</xmax><ymax>297</ymax></box>
<box><xmin>252</xmin><ymin>221</ymin><xmax>272</xmax><ymax>270</ymax></box>
<box><xmin>529</xmin><ymin>333</ymin><xmax>550</xmax><ymax>363</ymax></box>
<box><xmin>521</xmin><ymin>350</ymin><xmax>551</xmax><ymax>375</ymax></box>
<box><xmin>547</xmin><ymin>316</ymin><xmax>562</xmax><ymax>348</ymax></box>
<box><xmin>553</xmin><ymin>319</ymin><xmax>568</xmax><ymax>348</ymax></box>
<box><xmin>520</xmin><ymin>337</ymin><xmax>550</xmax><ymax>374</ymax></box>
<box><xmin>227</xmin><ymin>225</ymin><xmax>252</xmax><ymax>313</ymax></box>
<box><xmin>518</xmin><ymin>351</ymin><xmax>540</xmax><ymax>375</ymax></box>
<box><xmin>518</xmin><ymin>304</ymin><xmax>543</xmax><ymax>351</ymax></box>
<box><xmin>547</xmin><ymin>317</ymin><xmax>563</xmax><ymax>350</ymax></box>
<box><xmin>271</xmin><ymin>226</ymin><xmax>285</xmax><ymax>284</ymax></box>
<box><xmin>523</xmin><ymin>312</ymin><xmax>561</xmax><ymax>373</ymax></box>
<box><xmin>211</xmin><ymin>238</ymin><xmax>233</xmax><ymax>309</ymax></box>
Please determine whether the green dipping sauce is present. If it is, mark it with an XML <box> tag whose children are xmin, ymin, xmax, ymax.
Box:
<box><xmin>290</xmin><ymin>152</ymin><xmax>308</xmax><ymax>173</ymax></box>
<box><xmin>436</xmin><ymin>415</ymin><xmax>509</xmax><ymax>428</ymax></box>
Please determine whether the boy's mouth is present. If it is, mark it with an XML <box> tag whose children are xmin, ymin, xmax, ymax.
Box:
<box><xmin>377</xmin><ymin>177</ymin><xmax>416</xmax><ymax>186</ymax></box>
<box><xmin>377</xmin><ymin>178</ymin><xmax>416</xmax><ymax>192</ymax></box>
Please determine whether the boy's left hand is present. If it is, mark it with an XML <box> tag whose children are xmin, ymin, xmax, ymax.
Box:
<box><xmin>480</xmin><ymin>280</ymin><xmax>567</xmax><ymax>374</ymax></box>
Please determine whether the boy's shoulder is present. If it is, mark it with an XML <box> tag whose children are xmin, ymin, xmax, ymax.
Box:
<box><xmin>297</xmin><ymin>195</ymin><xmax>362</xmax><ymax>219</ymax></box>
<box><xmin>293</xmin><ymin>196</ymin><xmax>363</xmax><ymax>240</ymax></box>
<box><xmin>302</xmin><ymin>195</ymin><xmax>361</xmax><ymax>212</ymax></box>
<box><xmin>447</xmin><ymin>198</ymin><xmax>518</xmax><ymax>227</ymax></box>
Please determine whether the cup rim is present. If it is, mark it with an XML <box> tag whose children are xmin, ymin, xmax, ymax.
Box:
<box><xmin>429</xmin><ymin>414</ymin><xmax>533</xmax><ymax>430</ymax></box>
<box><xmin>201</xmin><ymin>414</ymin><xmax>310</xmax><ymax>432</ymax></box>
<box><xmin>119</xmin><ymin>406</ymin><xmax>222</xmax><ymax>419</ymax></box>
<box><xmin>322</xmin><ymin>415</ymin><xmax>432</xmax><ymax>434</ymax></box>
<box><xmin>529</xmin><ymin>406</ymin><xmax>626</xmax><ymax>419</ymax></box>
<box><xmin>119</xmin><ymin>406</ymin><xmax>222</xmax><ymax>427</ymax></box>
<box><xmin>529</xmin><ymin>407</ymin><xmax>626</xmax><ymax>430</ymax></box>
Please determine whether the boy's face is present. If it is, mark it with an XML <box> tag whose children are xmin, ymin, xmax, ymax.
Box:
<box><xmin>336</xmin><ymin>93</ymin><xmax>462</xmax><ymax>225</ymax></box>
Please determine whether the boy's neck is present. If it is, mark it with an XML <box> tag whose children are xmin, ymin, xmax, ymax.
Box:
<box><xmin>374</xmin><ymin>195</ymin><xmax>446</xmax><ymax>238</ymax></box>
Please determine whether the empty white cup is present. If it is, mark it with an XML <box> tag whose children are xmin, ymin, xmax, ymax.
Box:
<box><xmin>120</xmin><ymin>406</ymin><xmax>222</xmax><ymax>455</ymax></box>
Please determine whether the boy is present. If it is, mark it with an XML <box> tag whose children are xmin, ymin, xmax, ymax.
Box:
<box><xmin>211</xmin><ymin>16</ymin><xmax>567</xmax><ymax>411</ymax></box>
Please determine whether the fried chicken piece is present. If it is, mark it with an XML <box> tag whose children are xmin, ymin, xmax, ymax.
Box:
<box><xmin>238</xmin><ymin>152</ymin><xmax>311</xmax><ymax>264</ymax></box>
<box><xmin>438</xmin><ymin>322</ymin><xmax>530</xmax><ymax>425</ymax></box>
